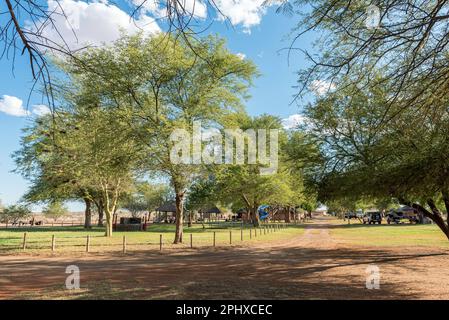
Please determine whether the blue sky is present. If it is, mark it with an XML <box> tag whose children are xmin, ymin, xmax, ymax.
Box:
<box><xmin>0</xmin><ymin>0</ymin><xmax>318</xmax><ymax>209</ymax></box>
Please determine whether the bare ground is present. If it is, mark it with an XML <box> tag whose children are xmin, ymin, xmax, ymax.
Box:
<box><xmin>1</xmin><ymin>216</ymin><xmax>448</xmax><ymax>300</ymax></box>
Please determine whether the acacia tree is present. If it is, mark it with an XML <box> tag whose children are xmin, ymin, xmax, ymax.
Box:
<box><xmin>0</xmin><ymin>204</ymin><xmax>31</xmax><ymax>224</ymax></box>
<box><xmin>65</xmin><ymin>107</ymin><xmax>139</xmax><ymax>237</ymax></box>
<box><xmin>62</xmin><ymin>33</ymin><xmax>257</xmax><ymax>243</ymax></box>
<box><xmin>191</xmin><ymin>114</ymin><xmax>305</xmax><ymax>226</ymax></box>
<box><xmin>305</xmin><ymin>78</ymin><xmax>449</xmax><ymax>240</ymax></box>
<box><xmin>274</xmin><ymin>0</ymin><xmax>449</xmax><ymax>239</ymax></box>
<box><xmin>286</xmin><ymin>1</ymin><xmax>449</xmax><ymax>111</ymax></box>
<box><xmin>136</xmin><ymin>183</ymin><xmax>172</xmax><ymax>215</ymax></box>
<box><xmin>14</xmin><ymin>113</ymin><xmax>108</xmax><ymax>229</ymax></box>
<box><xmin>15</xmin><ymin>104</ymin><xmax>139</xmax><ymax>236</ymax></box>
<box><xmin>42</xmin><ymin>201</ymin><xmax>68</xmax><ymax>222</ymax></box>
<box><xmin>186</xmin><ymin>113</ymin><xmax>320</xmax><ymax>225</ymax></box>
<box><xmin>120</xmin><ymin>182</ymin><xmax>172</xmax><ymax>218</ymax></box>
<box><xmin>15</xmin><ymin>114</ymin><xmax>90</xmax><ymax>228</ymax></box>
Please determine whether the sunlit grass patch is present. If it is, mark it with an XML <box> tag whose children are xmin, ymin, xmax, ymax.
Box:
<box><xmin>0</xmin><ymin>223</ymin><xmax>305</xmax><ymax>255</ymax></box>
<box><xmin>330</xmin><ymin>222</ymin><xmax>449</xmax><ymax>247</ymax></box>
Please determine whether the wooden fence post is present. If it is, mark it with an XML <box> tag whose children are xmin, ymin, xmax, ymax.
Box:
<box><xmin>22</xmin><ymin>232</ymin><xmax>27</xmax><ymax>250</ymax></box>
<box><xmin>159</xmin><ymin>234</ymin><xmax>162</xmax><ymax>251</ymax></box>
<box><xmin>213</xmin><ymin>232</ymin><xmax>216</xmax><ymax>247</ymax></box>
<box><xmin>190</xmin><ymin>234</ymin><xmax>193</xmax><ymax>248</ymax></box>
<box><xmin>229</xmin><ymin>230</ymin><xmax>232</xmax><ymax>245</ymax></box>
<box><xmin>86</xmin><ymin>235</ymin><xmax>90</xmax><ymax>253</ymax></box>
<box><xmin>122</xmin><ymin>235</ymin><xmax>126</xmax><ymax>254</ymax></box>
<box><xmin>51</xmin><ymin>235</ymin><xmax>55</xmax><ymax>252</ymax></box>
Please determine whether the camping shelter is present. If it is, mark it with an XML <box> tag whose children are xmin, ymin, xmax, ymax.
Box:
<box><xmin>201</xmin><ymin>206</ymin><xmax>222</xmax><ymax>222</ymax></box>
<box><xmin>155</xmin><ymin>202</ymin><xmax>177</xmax><ymax>223</ymax></box>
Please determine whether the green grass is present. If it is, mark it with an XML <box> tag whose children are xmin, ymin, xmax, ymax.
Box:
<box><xmin>330</xmin><ymin>220</ymin><xmax>449</xmax><ymax>247</ymax></box>
<box><xmin>0</xmin><ymin>222</ymin><xmax>305</xmax><ymax>254</ymax></box>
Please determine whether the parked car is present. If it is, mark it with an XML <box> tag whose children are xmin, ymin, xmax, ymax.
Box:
<box><xmin>386</xmin><ymin>210</ymin><xmax>419</xmax><ymax>224</ymax></box>
<box><xmin>386</xmin><ymin>211</ymin><xmax>401</xmax><ymax>224</ymax></box>
<box><xmin>363</xmin><ymin>212</ymin><xmax>382</xmax><ymax>224</ymax></box>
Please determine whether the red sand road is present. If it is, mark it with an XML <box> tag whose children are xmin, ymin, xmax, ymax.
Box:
<box><xmin>1</xmin><ymin>217</ymin><xmax>449</xmax><ymax>299</ymax></box>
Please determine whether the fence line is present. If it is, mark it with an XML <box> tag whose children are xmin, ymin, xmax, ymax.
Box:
<box><xmin>0</xmin><ymin>223</ymin><xmax>292</xmax><ymax>253</ymax></box>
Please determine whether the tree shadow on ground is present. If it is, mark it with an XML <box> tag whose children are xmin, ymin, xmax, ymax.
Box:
<box><xmin>1</xmin><ymin>244</ymin><xmax>447</xmax><ymax>299</ymax></box>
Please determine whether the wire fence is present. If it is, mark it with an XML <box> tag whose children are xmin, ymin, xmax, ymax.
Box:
<box><xmin>0</xmin><ymin>223</ymin><xmax>295</xmax><ymax>254</ymax></box>
<box><xmin>0</xmin><ymin>220</ymin><xmax>95</xmax><ymax>229</ymax></box>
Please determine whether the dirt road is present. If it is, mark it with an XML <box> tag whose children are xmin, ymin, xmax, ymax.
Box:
<box><xmin>1</xmin><ymin>217</ymin><xmax>448</xmax><ymax>299</ymax></box>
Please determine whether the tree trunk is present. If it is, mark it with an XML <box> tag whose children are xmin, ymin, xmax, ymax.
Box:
<box><xmin>97</xmin><ymin>198</ymin><xmax>104</xmax><ymax>227</ymax></box>
<box><xmin>441</xmin><ymin>190</ymin><xmax>449</xmax><ymax>223</ymax></box>
<box><xmin>83</xmin><ymin>198</ymin><xmax>92</xmax><ymax>229</ymax></box>
<box><xmin>174</xmin><ymin>191</ymin><xmax>184</xmax><ymax>244</ymax></box>
<box><xmin>105</xmin><ymin>208</ymin><xmax>113</xmax><ymax>237</ymax></box>
<box><xmin>251</xmin><ymin>205</ymin><xmax>260</xmax><ymax>227</ymax></box>
<box><xmin>399</xmin><ymin>197</ymin><xmax>449</xmax><ymax>240</ymax></box>
<box><xmin>285</xmin><ymin>206</ymin><xmax>291</xmax><ymax>223</ymax></box>
<box><xmin>242</xmin><ymin>194</ymin><xmax>259</xmax><ymax>227</ymax></box>
<box><xmin>426</xmin><ymin>198</ymin><xmax>449</xmax><ymax>239</ymax></box>
<box><xmin>188</xmin><ymin>211</ymin><xmax>193</xmax><ymax>227</ymax></box>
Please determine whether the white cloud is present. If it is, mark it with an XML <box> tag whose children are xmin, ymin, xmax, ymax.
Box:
<box><xmin>236</xmin><ymin>52</ymin><xmax>246</xmax><ymax>60</ymax></box>
<box><xmin>0</xmin><ymin>96</ymin><xmax>53</xmax><ymax>117</ymax></box>
<box><xmin>0</xmin><ymin>95</ymin><xmax>29</xmax><ymax>117</ymax></box>
<box><xmin>214</xmin><ymin>0</ymin><xmax>271</xmax><ymax>32</ymax></box>
<box><xmin>31</xmin><ymin>0</ymin><xmax>277</xmax><ymax>53</ymax></box>
<box><xmin>135</xmin><ymin>0</ymin><xmax>207</xmax><ymax>19</ymax></box>
<box><xmin>136</xmin><ymin>0</ymin><xmax>277</xmax><ymax>32</ymax></box>
<box><xmin>309</xmin><ymin>80</ymin><xmax>336</xmax><ymax>96</ymax></box>
<box><xmin>282</xmin><ymin>114</ymin><xmax>308</xmax><ymax>130</ymax></box>
<box><xmin>139</xmin><ymin>0</ymin><xmax>278</xmax><ymax>32</ymax></box>
<box><xmin>32</xmin><ymin>105</ymin><xmax>52</xmax><ymax>116</ymax></box>
<box><xmin>33</xmin><ymin>0</ymin><xmax>161</xmax><ymax>52</ymax></box>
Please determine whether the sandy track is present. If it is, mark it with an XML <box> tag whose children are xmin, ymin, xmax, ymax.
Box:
<box><xmin>1</xmin><ymin>217</ymin><xmax>448</xmax><ymax>299</ymax></box>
